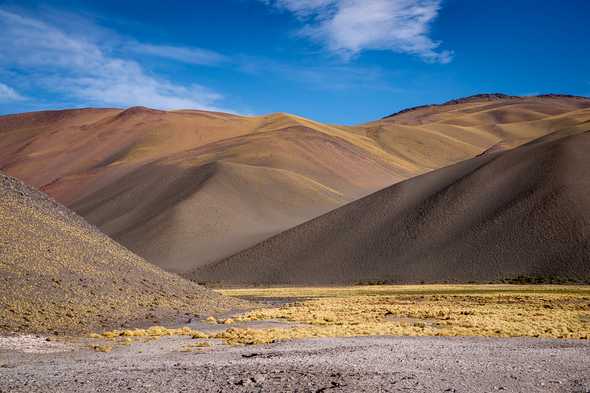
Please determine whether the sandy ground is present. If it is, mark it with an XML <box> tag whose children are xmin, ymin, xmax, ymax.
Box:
<box><xmin>1</xmin><ymin>334</ymin><xmax>589</xmax><ymax>393</ymax></box>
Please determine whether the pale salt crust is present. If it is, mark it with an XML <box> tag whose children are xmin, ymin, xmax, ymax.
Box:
<box><xmin>0</xmin><ymin>335</ymin><xmax>73</xmax><ymax>354</ymax></box>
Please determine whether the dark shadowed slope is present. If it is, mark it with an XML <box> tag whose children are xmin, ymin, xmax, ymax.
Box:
<box><xmin>194</xmin><ymin>125</ymin><xmax>590</xmax><ymax>285</ymax></box>
<box><xmin>0</xmin><ymin>173</ymin><xmax>245</xmax><ymax>334</ymax></box>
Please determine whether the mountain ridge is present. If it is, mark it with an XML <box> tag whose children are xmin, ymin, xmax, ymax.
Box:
<box><xmin>383</xmin><ymin>93</ymin><xmax>590</xmax><ymax>120</ymax></box>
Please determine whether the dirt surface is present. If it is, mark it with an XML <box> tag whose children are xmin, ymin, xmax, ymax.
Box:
<box><xmin>196</xmin><ymin>127</ymin><xmax>590</xmax><ymax>285</ymax></box>
<box><xmin>1</xmin><ymin>335</ymin><xmax>589</xmax><ymax>392</ymax></box>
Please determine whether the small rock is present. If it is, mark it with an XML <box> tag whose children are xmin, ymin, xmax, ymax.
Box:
<box><xmin>235</xmin><ymin>379</ymin><xmax>253</xmax><ymax>386</ymax></box>
<box><xmin>252</xmin><ymin>374</ymin><xmax>266</xmax><ymax>383</ymax></box>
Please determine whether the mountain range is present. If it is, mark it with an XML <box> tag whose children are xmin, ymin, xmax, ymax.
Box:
<box><xmin>1</xmin><ymin>93</ymin><xmax>589</xmax><ymax>288</ymax></box>
<box><xmin>0</xmin><ymin>94</ymin><xmax>590</xmax><ymax>277</ymax></box>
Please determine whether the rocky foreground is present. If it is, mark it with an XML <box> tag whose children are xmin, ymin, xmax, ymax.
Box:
<box><xmin>1</xmin><ymin>336</ymin><xmax>589</xmax><ymax>392</ymax></box>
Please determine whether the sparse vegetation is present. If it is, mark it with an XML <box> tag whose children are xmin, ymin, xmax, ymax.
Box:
<box><xmin>179</xmin><ymin>340</ymin><xmax>212</xmax><ymax>352</ymax></box>
<box><xmin>86</xmin><ymin>285</ymin><xmax>590</xmax><ymax>347</ymax></box>
<box><xmin>94</xmin><ymin>326</ymin><xmax>208</xmax><ymax>340</ymax></box>
<box><xmin>205</xmin><ymin>316</ymin><xmax>218</xmax><ymax>324</ymax></box>
<box><xmin>215</xmin><ymin>285</ymin><xmax>590</xmax><ymax>345</ymax></box>
<box><xmin>500</xmin><ymin>275</ymin><xmax>590</xmax><ymax>285</ymax></box>
<box><xmin>0</xmin><ymin>173</ymin><xmax>248</xmax><ymax>335</ymax></box>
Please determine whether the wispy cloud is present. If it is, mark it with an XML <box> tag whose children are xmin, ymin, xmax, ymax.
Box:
<box><xmin>127</xmin><ymin>43</ymin><xmax>227</xmax><ymax>66</ymax></box>
<box><xmin>263</xmin><ymin>0</ymin><xmax>452</xmax><ymax>63</ymax></box>
<box><xmin>238</xmin><ymin>56</ymin><xmax>398</xmax><ymax>92</ymax></box>
<box><xmin>0</xmin><ymin>82</ymin><xmax>25</xmax><ymax>102</ymax></box>
<box><xmin>0</xmin><ymin>8</ymin><xmax>227</xmax><ymax>110</ymax></box>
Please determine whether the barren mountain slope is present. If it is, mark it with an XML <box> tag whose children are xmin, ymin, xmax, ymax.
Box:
<box><xmin>0</xmin><ymin>173</ymin><xmax>244</xmax><ymax>334</ymax></box>
<box><xmin>0</xmin><ymin>109</ymin><xmax>411</xmax><ymax>272</ymax></box>
<box><xmin>194</xmin><ymin>123</ymin><xmax>590</xmax><ymax>285</ymax></box>
<box><xmin>1</xmin><ymin>95</ymin><xmax>589</xmax><ymax>274</ymax></box>
<box><xmin>353</xmin><ymin>94</ymin><xmax>590</xmax><ymax>170</ymax></box>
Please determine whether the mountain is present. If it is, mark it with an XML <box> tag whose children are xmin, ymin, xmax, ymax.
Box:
<box><xmin>357</xmin><ymin>94</ymin><xmax>590</xmax><ymax>171</ymax></box>
<box><xmin>1</xmin><ymin>95</ymin><xmax>589</xmax><ymax>275</ymax></box>
<box><xmin>0</xmin><ymin>108</ymin><xmax>406</xmax><ymax>274</ymax></box>
<box><xmin>194</xmin><ymin>122</ymin><xmax>590</xmax><ymax>285</ymax></box>
<box><xmin>0</xmin><ymin>172</ymin><xmax>244</xmax><ymax>334</ymax></box>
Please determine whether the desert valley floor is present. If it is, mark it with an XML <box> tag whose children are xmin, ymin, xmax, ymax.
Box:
<box><xmin>2</xmin><ymin>285</ymin><xmax>590</xmax><ymax>393</ymax></box>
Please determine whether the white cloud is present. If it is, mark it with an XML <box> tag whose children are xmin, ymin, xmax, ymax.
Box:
<box><xmin>264</xmin><ymin>0</ymin><xmax>452</xmax><ymax>63</ymax></box>
<box><xmin>0</xmin><ymin>82</ymin><xmax>25</xmax><ymax>102</ymax></box>
<box><xmin>0</xmin><ymin>9</ymin><xmax>227</xmax><ymax>110</ymax></box>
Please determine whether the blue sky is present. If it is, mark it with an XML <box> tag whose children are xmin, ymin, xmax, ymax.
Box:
<box><xmin>0</xmin><ymin>0</ymin><xmax>589</xmax><ymax>124</ymax></box>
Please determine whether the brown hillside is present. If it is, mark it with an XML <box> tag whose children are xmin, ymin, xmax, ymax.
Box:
<box><xmin>355</xmin><ymin>95</ymin><xmax>590</xmax><ymax>170</ymax></box>
<box><xmin>194</xmin><ymin>124</ymin><xmax>590</xmax><ymax>285</ymax></box>
<box><xmin>0</xmin><ymin>173</ymin><xmax>245</xmax><ymax>334</ymax></box>
<box><xmin>0</xmin><ymin>109</ymin><xmax>407</xmax><ymax>273</ymax></box>
<box><xmin>1</xmin><ymin>95</ymin><xmax>589</xmax><ymax>274</ymax></box>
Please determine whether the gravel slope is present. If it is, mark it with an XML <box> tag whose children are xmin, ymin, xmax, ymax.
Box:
<box><xmin>0</xmin><ymin>172</ymin><xmax>246</xmax><ymax>335</ymax></box>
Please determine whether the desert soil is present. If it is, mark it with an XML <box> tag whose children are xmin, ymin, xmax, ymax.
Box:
<box><xmin>1</xmin><ymin>334</ymin><xmax>589</xmax><ymax>393</ymax></box>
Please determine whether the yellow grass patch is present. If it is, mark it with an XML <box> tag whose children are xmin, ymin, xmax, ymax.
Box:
<box><xmin>180</xmin><ymin>340</ymin><xmax>212</xmax><ymax>352</ymax></box>
<box><xmin>94</xmin><ymin>326</ymin><xmax>209</xmax><ymax>340</ymax></box>
<box><xmin>192</xmin><ymin>331</ymin><xmax>208</xmax><ymax>339</ymax></box>
<box><xmin>215</xmin><ymin>285</ymin><xmax>590</xmax><ymax>345</ymax></box>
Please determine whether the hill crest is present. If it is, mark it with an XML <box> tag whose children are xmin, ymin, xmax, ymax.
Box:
<box><xmin>383</xmin><ymin>93</ymin><xmax>590</xmax><ymax>119</ymax></box>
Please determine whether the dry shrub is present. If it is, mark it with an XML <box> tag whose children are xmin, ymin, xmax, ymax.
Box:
<box><xmin>206</xmin><ymin>316</ymin><xmax>218</xmax><ymax>324</ymax></box>
<box><xmin>95</xmin><ymin>326</ymin><xmax>209</xmax><ymax>340</ymax></box>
